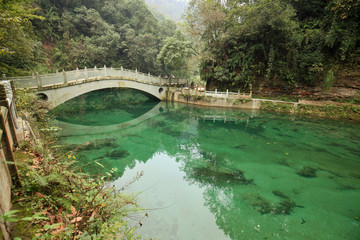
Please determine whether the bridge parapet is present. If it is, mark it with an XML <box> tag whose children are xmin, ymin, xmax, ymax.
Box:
<box><xmin>7</xmin><ymin>67</ymin><xmax>186</xmax><ymax>89</ymax></box>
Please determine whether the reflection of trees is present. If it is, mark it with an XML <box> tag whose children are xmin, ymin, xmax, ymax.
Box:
<box><xmin>180</xmin><ymin>148</ymin><xmax>251</xmax><ymax>239</ymax></box>
<box><xmin>179</xmin><ymin>115</ymin><xmax>301</xmax><ymax>239</ymax></box>
<box><xmin>52</xmin><ymin>88</ymin><xmax>159</xmax><ymax>125</ymax></box>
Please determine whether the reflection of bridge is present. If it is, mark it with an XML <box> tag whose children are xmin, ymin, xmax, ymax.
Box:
<box><xmin>9</xmin><ymin>67</ymin><xmax>186</xmax><ymax>108</ymax></box>
<box><xmin>56</xmin><ymin>101</ymin><xmax>166</xmax><ymax>136</ymax></box>
<box><xmin>56</xmin><ymin>102</ymin><xmax>261</xmax><ymax>137</ymax></box>
<box><xmin>196</xmin><ymin>115</ymin><xmax>250</xmax><ymax>123</ymax></box>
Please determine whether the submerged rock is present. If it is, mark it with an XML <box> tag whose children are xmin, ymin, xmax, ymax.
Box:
<box><xmin>107</xmin><ymin>149</ymin><xmax>129</xmax><ymax>159</ymax></box>
<box><xmin>78</xmin><ymin>138</ymin><xmax>118</xmax><ymax>151</ymax></box>
<box><xmin>297</xmin><ymin>166</ymin><xmax>317</xmax><ymax>178</ymax></box>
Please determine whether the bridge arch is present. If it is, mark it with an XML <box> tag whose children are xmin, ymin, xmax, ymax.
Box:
<box><xmin>38</xmin><ymin>79</ymin><xmax>169</xmax><ymax>109</ymax></box>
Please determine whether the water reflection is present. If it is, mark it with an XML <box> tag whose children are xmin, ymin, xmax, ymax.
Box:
<box><xmin>51</xmin><ymin>88</ymin><xmax>159</xmax><ymax>126</ymax></box>
<box><xmin>55</xmin><ymin>100</ymin><xmax>360</xmax><ymax>240</ymax></box>
<box><xmin>55</xmin><ymin>101</ymin><xmax>166</xmax><ymax>136</ymax></box>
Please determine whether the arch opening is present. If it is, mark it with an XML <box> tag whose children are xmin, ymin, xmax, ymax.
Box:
<box><xmin>37</xmin><ymin>93</ymin><xmax>48</xmax><ymax>101</ymax></box>
<box><xmin>51</xmin><ymin>88</ymin><xmax>160</xmax><ymax>126</ymax></box>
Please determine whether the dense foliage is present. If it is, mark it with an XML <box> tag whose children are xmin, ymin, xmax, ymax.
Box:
<box><xmin>157</xmin><ymin>31</ymin><xmax>196</xmax><ymax>79</ymax></box>
<box><xmin>186</xmin><ymin>0</ymin><xmax>360</xmax><ymax>91</ymax></box>
<box><xmin>0</xmin><ymin>0</ymin><xmax>44</xmax><ymax>75</ymax></box>
<box><xmin>0</xmin><ymin>0</ymin><xmax>183</xmax><ymax>76</ymax></box>
<box><xmin>7</xmin><ymin>89</ymin><xmax>143</xmax><ymax>239</ymax></box>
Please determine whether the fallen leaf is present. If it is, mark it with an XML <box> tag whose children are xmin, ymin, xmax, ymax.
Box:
<box><xmin>35</xmin><ymin>192</ymin><xmax>46</xmax><ymax>198</ymax></box>
<box><xmin>58</xmin><ymin>207</ymin><xmax>63</xmax><ymax>215</ymax></box>
<box><xmin>90</xmin><ymin>209</ymin><xmax>97</xmax><ymax>218</ymax></box>
<box><xmin>71</xmin><ymin>206</ymin><xmax>77</xmax><ymax>215</ymax></box>
<box><xmin>70</xmin><ymin>217</ymin><xmax>82</xmax><ymax>223</ymax></box>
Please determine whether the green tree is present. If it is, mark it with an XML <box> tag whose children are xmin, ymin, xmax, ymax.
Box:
<box><xmin>0</xmin><ymin>0</ymin><xmax>43</xmax><ymax>75</ymax></box>
<box><xmin>157</xmin><ymin>32</ymin><xmax>195</xmax><ymax>79</ymax></box>
<box><xmin>323</xmin><ymin>0</ymin><xmax>360</xmax><ymax>61</ymax></box>
<box><xmin>186</xmin><ymin>0</ymin><xmax>299</xmax><ymax>90</ymax></box>
<box><xmin>186</xmin><ymin>0</ymin><xmax>360</xmax><ymax>91</ymax></box>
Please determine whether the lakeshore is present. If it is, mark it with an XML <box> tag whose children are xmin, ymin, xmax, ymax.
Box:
<box><xmin>167</xmin><ymin>89</ymin><xmax>360</xmax><ymax>121</ymax></box>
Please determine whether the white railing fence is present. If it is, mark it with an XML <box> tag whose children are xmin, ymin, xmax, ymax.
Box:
<box><xmin>205</xmin><ymin>89</ymin><xmax>252</xmax><ymax>98</ymax></box>
<box><xmin>4</xmin><ymin>66</ymin><xmax>186</xmax><ymax>89</ymax></box>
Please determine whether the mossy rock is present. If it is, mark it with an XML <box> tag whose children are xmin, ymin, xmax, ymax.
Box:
<box><xmin>297</xmin><ymin>166</ymin><xmax>317</xmax><ymax>178</ymax></box>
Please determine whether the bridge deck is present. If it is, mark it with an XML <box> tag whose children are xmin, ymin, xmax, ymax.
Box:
<box><xmin>8</xmin><ymin>67</ymin><xmax>187</xmax><ymax>89</ymax></box>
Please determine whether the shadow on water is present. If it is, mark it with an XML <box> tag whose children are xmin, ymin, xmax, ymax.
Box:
<box><xmin>51</xmin><ymin>88</ymin><xmax>160</xmax><ymax>126</ymax></box>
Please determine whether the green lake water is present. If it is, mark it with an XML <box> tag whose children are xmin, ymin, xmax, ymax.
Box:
<box><xmin>54</xmin><ymin>89</ymin><xmax>360</xmax><ymax>240</ymax></box>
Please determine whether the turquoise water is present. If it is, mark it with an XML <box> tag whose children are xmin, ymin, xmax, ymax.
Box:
<box><xmin>54</xmin><ymin>89</ymin><xmax>360</xmax><ymax>240</ymax></box>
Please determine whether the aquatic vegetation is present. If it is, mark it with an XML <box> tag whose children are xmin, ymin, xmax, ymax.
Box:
<box><xmin>246</xmin><ymin>195</ymin><xmax>272</xmax><ymax>215</ymax></box>
<box><xmin>272</xmin><ymin>190</ymin><xmax>288</xmax><ymax>199</ymax></box>
<box><xmin>338</xmin><ymin>185</ymin><xmax>356</xmax><ymax>191</ymax></box>
<box><xmin>233</xmin><ymin>144</ymin><xmax>247</xmax><ymax>149</ymax></box>
<box><xmin>350</xmin><ymin>173</ymin><xmax>360</xmax><ymax>179</ymax></box>
<box><xmin>191</xmin><ymin>166</ymin><xmax>254</xmax><ymax>185</ymax></box>
<box><xmin>297</xmin><ymin>166</ymin><xmax>317</xmax><ymax>178</ymax></box>
<box><xmin>273</xmin><ymin>127</ymin><xmax>281</xmax><ymax>131</ymax></box>
<box><xmin>274</xmin><ymin>199</ymin><xmax>297</xmax><ymax>215</ymax></box>
<box><xmin>246</xmin><ymin>191</ymin><xmax>303</xmax><ymax>215</ymax></box>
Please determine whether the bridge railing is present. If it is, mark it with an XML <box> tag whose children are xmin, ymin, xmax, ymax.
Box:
<box><xmin>7</xmin><ymin>67</ymin><xmax>186</xmax><ymax>89</ymax></box>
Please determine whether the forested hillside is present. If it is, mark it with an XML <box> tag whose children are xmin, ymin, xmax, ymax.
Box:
<box><xmin>1</xmin><ymin>0</ymin><xmax>359</xmax><ymax>100</ymax></box>
<box><xmin>186</xmin><ymin>0</ymin><xmax>360</xmax><ymax>98</ymax></box>
<box><xmin>0</xmin><ymin>0</ymin><xmax>178</xmax><ymax>76</ymax></box>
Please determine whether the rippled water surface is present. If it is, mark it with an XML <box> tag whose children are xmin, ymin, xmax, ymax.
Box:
<box><xmin>54</xmin><ymin>89</ymin><xmax>360</xmax><ymax>240</ymax></box>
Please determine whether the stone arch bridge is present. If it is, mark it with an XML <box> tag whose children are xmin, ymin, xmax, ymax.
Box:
<box><xmin>9</xmin><ymin>67</ymin><xmax>186</xmax><ymax>108</ymax></box>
